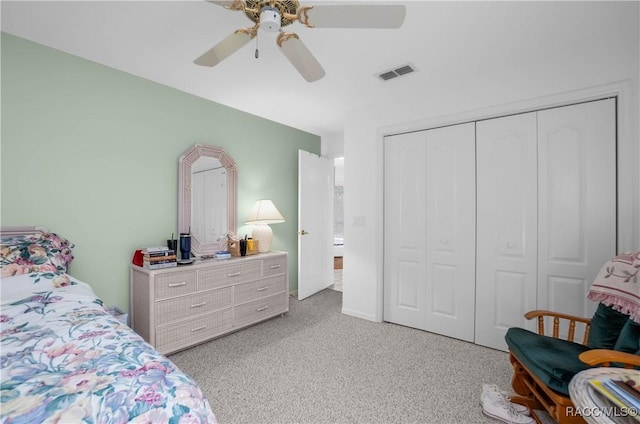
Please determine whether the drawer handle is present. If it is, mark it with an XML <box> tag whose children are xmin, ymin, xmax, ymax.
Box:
<box><xmin>227</xmin><ymin>272</ymin><xmax>241</xmax><ymax>277</ymax></box>
<box><xmin>269</xmin><ymin>265</ymin><xmax>281</xmax><ymax>269</ymax></box>
<box><xmin>191</xmin><ymin>302</ymin><xmax>207</xmax><ymax>308</ymax></box>
<box><xmin>168</xmin><ymin>282</ymin><xmax>187</xmax><ymax>288</ymax></box>
<box><xmin>256</xmin><ymin>287</ymin><xmax>269</xmax><ymax>292</ymax></box>
<box><xmin>190</xmin><ymin>326</ymin><xmax>206</xmax><ymax>332</ymax></box>
<box><xmin>256</xmin><ymin>306</ymin><xmax>269</xmax><ymax>312</ymax></box>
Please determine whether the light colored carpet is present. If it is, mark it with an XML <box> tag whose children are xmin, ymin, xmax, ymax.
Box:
<box><xmin>170</xmin><ymin>289</ymin><xmax>525</xmax><ymax>424</ymax></box>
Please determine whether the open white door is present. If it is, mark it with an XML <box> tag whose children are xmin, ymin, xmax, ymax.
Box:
<box><xmin>298</xmin><ymin>150</ymin><xmax>333</xmax><ymax>300</ymax></box>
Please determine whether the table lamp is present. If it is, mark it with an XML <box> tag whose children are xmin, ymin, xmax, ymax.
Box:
<box><xmin>245</xmin><ymin>199</ymin><xmax>285</xmax><ymax>253</ymax></box>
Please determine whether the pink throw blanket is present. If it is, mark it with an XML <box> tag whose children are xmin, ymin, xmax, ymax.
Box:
<box><xmin>588</xmin><ymin>250</ymin><xmax>640</xmax><ymax>323</ymax></box>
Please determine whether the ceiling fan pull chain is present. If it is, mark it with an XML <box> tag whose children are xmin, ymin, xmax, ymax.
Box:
<box><xmin>254</xmin><ymin>31</ymin><xmax>259</xmax><ymax>59</ymax></box>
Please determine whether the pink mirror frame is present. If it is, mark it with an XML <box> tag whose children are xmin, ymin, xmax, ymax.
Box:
<box><xmin>178</xmin><ymin>144</ymin><xmax>237</xmax><ymax>257</ymax></box>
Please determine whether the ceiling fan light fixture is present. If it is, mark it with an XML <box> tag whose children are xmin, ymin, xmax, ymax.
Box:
<box><xmin>260</xmin><ymin>7</ymin><xmax>281</xmax><ymax>32</ymax></box>
<box><xmin>200</xmin><ymin>2</ymin><xmax>406</xmax><ymax>82</ymax></box>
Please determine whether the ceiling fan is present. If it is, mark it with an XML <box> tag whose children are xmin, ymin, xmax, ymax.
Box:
<box><xmin>194</xmin><ymin>1</ymin><xmax>406</xmax><ymax>82</ymax></box>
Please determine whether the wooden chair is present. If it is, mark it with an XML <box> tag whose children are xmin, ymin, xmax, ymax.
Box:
<box><xmin>505</xmin><ymin>306</ymin><xmax>640</xmax><ymax>424</ymax></box>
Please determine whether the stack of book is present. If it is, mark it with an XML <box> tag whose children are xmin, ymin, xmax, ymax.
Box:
<box><xmin>589</xmin><ymin>376</ymin><xmax>640</xmax><ymax>416</ymax></box>
<box><xmin>142</xmin><ymin>246</ymin><xmax>177</xmax><ymax>269</ymax></box>
<box><xmin>215</xmin><ymin>250</ymin><xmax>232</xmax><ymax>260</ymax></box>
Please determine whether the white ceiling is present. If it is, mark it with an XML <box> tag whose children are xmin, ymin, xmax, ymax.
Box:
<box><xmin>1</xmin><ymin>0</ymin><xmax>628</xmax><ymax>139</ymax></box>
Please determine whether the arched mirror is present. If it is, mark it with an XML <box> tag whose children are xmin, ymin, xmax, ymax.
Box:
<box><xmin>178</xmin><ymin>144</ymin><xmax>237</xmax><ymax>257</ymax></box>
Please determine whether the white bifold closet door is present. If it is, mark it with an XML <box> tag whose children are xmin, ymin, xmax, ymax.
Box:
<box><xmin>475</xmin><ymin>99</ymin><xmax>617</xmax><ymax>351</ymax></box>
<box><xmin>384</xmin><ymin>98</ymin><xmax>616</xmax><ymax>350</ymax></box>
<box><xmin>536</xmin><ymin>100</ymin><xmax>616</xmax><ymax>314</ymax></box>
<box><xmin>475</xmin><ymin>113</ymin><xmax>539</xmax><ymax>348</ymax></box>
<box><xmin>384</xmin><ymin>123</ymin><xmax>476</xmax><ymax>342</ymax></box>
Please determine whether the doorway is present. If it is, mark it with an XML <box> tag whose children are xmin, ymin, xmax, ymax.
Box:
<box><xmin>331</xmin><ymin>157</ymin><xmax>344</xmax><ymax>292</ymax></box>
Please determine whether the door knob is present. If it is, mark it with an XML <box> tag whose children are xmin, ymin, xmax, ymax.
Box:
<box><xmin>299</xmin><ymin>230</ymin><xmax>309</xmax><ymax>235</ymax></box>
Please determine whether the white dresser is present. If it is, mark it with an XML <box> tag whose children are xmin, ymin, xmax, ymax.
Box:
<box><xmin>130</xmin><ymin>251</ymin><xmax>288</xmax><ymax>354</ymax></box>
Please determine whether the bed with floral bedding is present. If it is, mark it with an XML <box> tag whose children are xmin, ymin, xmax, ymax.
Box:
<box><xmin>0</xmin><ymin>228</ymin><xmax>217</xmax><ymax>423</ymax></box>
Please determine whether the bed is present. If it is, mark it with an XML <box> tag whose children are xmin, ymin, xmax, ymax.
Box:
<box><xmin>0</xmin><ymin>227</ymin><xmax>217</xmax><ymax>423</ymax></box>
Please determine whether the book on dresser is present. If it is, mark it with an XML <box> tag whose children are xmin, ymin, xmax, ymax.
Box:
<box><xmin>143</xmin><ymin>255</ymin><xmax>177</xmax><ymax>262</ymax></box>
<box><xmin>145</xmin><ymin>251</ymin><xmax>176</xmax><ymax>258</ymax></box>
<box><xmin>143</xmin><ymin>261</ymin><xmax>177</xmax><ymax>270</ymax></box>
<box><xmin>143</xmin><ymin>246</ymin><xmax>170</xmax><ymax>253</ymax></box>
<box><xmin>142</xmin><ymin>248</ymin><xmax>177</xmax><ymax>269</ymax></box>
<box><xmin>129</xmin><ymin>251</ymin><xmax>289</xmax><ymax>354</ymax></box>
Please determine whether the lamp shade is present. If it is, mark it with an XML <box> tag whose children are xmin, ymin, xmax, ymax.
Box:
<box><xmin>245</xmin><ymin>200</ymin><xmax>285</xmax><ymax>225</ymax></box>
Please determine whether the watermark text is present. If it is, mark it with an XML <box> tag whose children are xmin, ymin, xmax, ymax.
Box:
<box><xmin>567</xmin><ymin>406</ymin><xmax>639</xmax><ymax>418</ymax></box>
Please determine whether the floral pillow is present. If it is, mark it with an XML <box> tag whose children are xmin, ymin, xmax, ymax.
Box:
<box><xmin>0</xmin><ymin>232</ymin><xmax>74</xmax><ymax>277</ymax></box>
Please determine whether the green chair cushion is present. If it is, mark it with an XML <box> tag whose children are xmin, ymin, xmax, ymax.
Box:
<box><xmin>505</xmin><ymin>327</ymin><xmax>592</xmax><ymax>396</ymax></box>
<box><xmin>587</xmin><ymin>303</ymin><xmax>630</xmax><ymax>349</ymax></box>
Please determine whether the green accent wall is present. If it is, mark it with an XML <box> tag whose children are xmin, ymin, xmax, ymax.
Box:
<box><xmin>1</xmin><ymin>33</ymin><xmax>320</xmax><ymax>311</ymax></box>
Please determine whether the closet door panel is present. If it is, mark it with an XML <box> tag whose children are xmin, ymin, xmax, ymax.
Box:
<box><xmin>431</xmin><ymin>264</ymin><xmax>456</xmax><ymax>315</ymax></box>
<box><xmin>476</xmin><ymin>112</ymin><xmax>538</xmax><ymax>351</ymax></box>
<box><xmin>495</xmin><ymin>271</ymin><xmax>529</xmax><ymax>325</ymax></box>
<box><xmin>383</xmin><ymin>132</ymin><xmax>428</xmax><ymax>330</ymax></box>
<box><xmin>537</xmin><ymin>99</ymin><xmax>616</xmax><ymax>320</ymax></box>
<box><xmin>424</xmin><ymin>123</ymin><xmax>476</xmax><ymax>342</ymax></box>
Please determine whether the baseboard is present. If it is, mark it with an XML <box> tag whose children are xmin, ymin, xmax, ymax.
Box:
<box><xmin>341</xmin><ymin>307</ymin><xmax>379</xmax><ymax>322</ymax></box>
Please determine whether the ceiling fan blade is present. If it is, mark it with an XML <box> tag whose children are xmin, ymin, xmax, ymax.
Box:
<box><xmin>298</xmin><ymin>5</ymin><xmax>406</xmax><ymax>29</ymax></box>
<box><xmin>194</xmin><ymin>30</ymin><xmax>254</xmax><ymax>67</ymax></box>
<box><xmin>207</xmin><ymin>1</ymin><xmax>245</xmax><ymax>10</ymax></box>
<box><xmin>277</xmin><ymin>32</ymin><xmax>325</xmax><ymax>82</ymax></box>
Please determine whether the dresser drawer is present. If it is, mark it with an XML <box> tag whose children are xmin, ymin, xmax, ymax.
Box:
<box><xmin>155</xmin><ymin>286</ymin><xmax>233</xmax><ymax>325</ymax></box>
<box><xmin>155</xmin><ymin>271</ymin><xmax>197</xmax><ymax>300</ymax></box>
<box><xmin>198</xmin><ymin>261</ymin><xmax>261</xmax><ymax>290</ymax></box>
<box><xmin>262</xmin><ymin>255</ymin><xmax>287</xmax><ymax>277</ymax></box>
<box><xmin>155</xmin><ymin>308</ymin><xmax>233</xmax><ymax>354</ymax></box>
<box><xmin>234</xmin><ymin>275</ymin><xmax>287</xmax><ymax>305</ymax></box>
<box><xmin>234</xmin><ymin>293</ymin><xmax>288</xmax><ymax>328</ymax></box>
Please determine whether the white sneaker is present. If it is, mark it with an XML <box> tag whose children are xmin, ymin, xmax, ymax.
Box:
<box><xmin>482</xmin><ymin>389</ymin><xmax>535</xmax><ymax>424</ymax></box>
<box><xmin>482</xmin><ymin>399</ymin><xmax>535</xmax><ymax>424</ymax></box>
<box><xmin>481</xmin><ymin>384</ymin><xmax>530</xmax><ymax>416</ymax></box>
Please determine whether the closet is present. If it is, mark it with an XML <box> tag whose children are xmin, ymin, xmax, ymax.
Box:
<box><xmin>383</xmin><ymin>98</ymin><xmax>616</xmax><ymax>351</ymax></box>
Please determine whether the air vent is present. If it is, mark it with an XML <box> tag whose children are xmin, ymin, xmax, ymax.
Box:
<box><xmin>377</xmin><ymin>63</ymin><xmax>416</xmax><ymax>81</ymax></box>
<box><xmin>379</xmin><ymin>71</ymin><xmax>398</xmax><ymax>81</ymax></box>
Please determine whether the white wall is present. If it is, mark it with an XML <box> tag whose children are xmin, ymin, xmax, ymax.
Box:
<box><xmin>341</xmin><ymin>1</ymin><xmax>640</xmax><ymax>322</ymax></box>
<box><xmin>321</xmin><ymin>133</ymin><xmax>344</xmax><ymax>159</ymax></box>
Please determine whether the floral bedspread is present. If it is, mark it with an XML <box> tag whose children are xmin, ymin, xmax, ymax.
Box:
<box><xmin>0</xmin><ymin>272</ymin><xmax>217</xmax><ymax>423</ymax></box>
